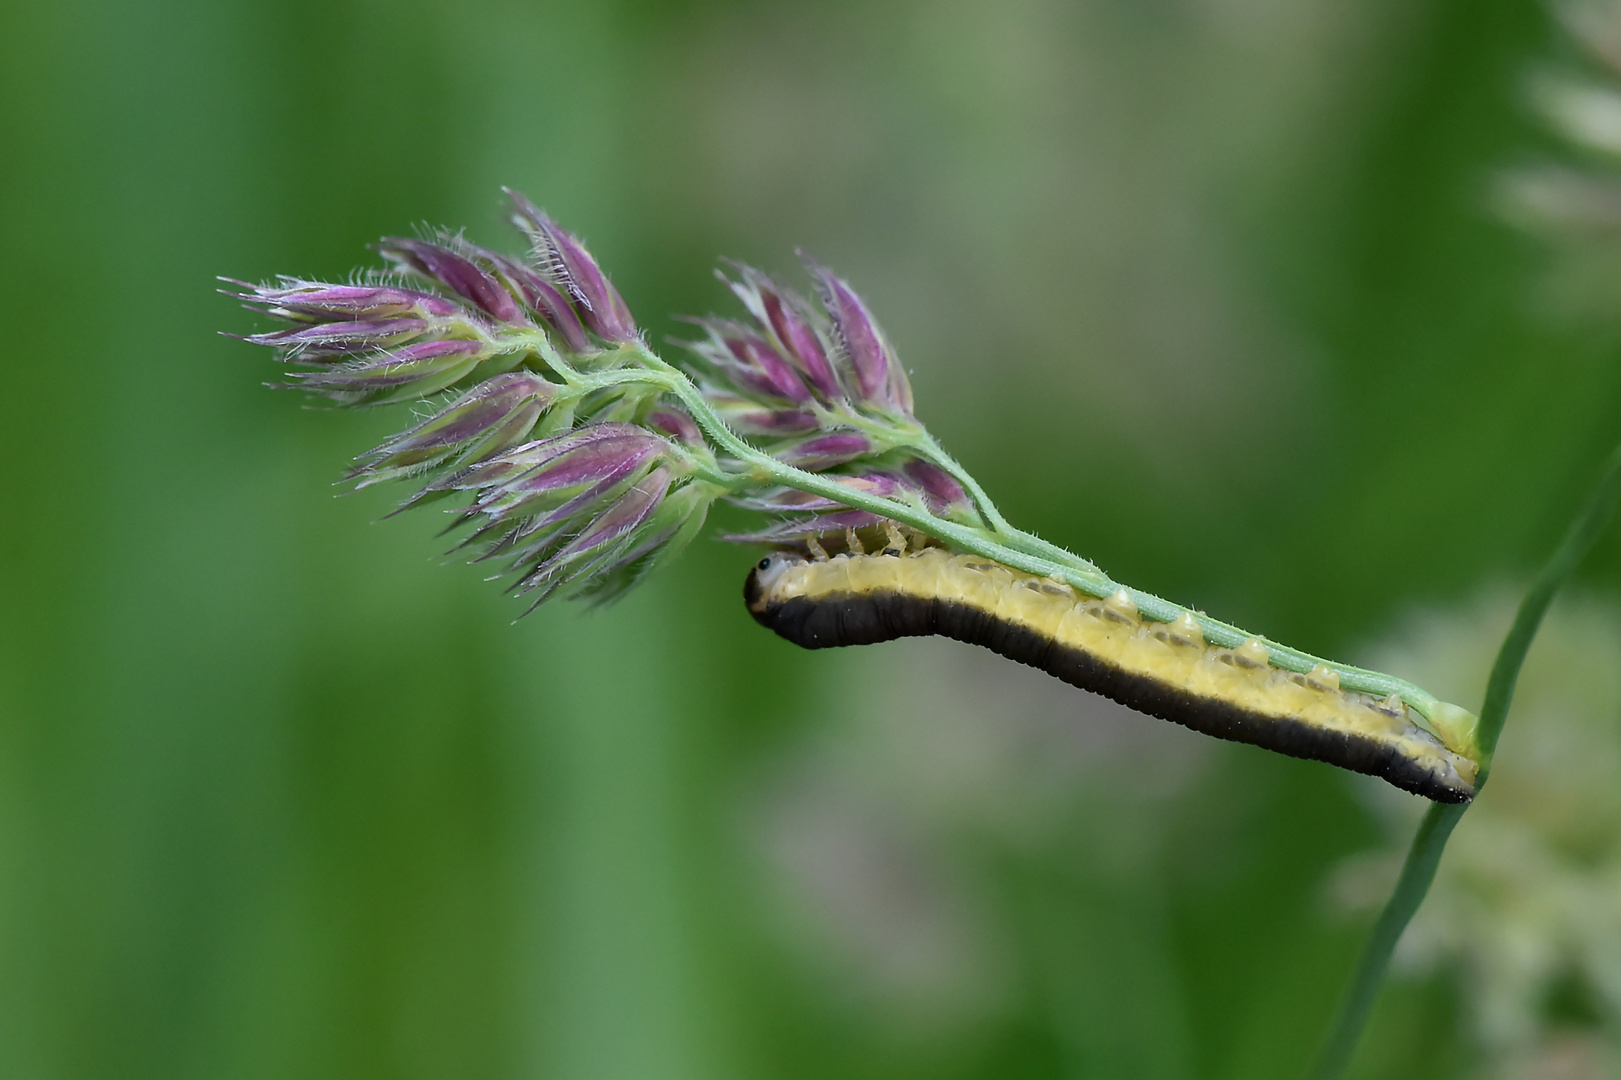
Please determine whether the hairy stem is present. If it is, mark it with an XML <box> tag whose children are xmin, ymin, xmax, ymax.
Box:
<box><xmin>911</xmin><ymin>433</ymin><xmax>1020</xmax><ymax>537</ymax></box>
<box><xmin>511</xmin><ymin>340</ymin><xmax>1467</xmax><ymax>730</ymax></box>
<box><xmin>1307</xmin><ymin>441</ymin><xmax>1621</xmax><ymax>1080</ymax></box>
<box><xmin>573</xmin><ymin>341</ymin><xmax>1479</xmax><ymax>728</ymax></box>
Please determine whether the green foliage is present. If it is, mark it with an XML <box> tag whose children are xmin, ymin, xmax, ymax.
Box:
<box><xmin>1</xmin><ymin>0</ymin><xmax>1615</xmax><ymax>1078</ymax></box>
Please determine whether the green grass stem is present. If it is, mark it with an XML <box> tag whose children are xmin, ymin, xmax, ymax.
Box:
<box><xmin>1308</xmin><ymin>441</ymin><xmax>1621</xmax><ymax>1080</ymax></box>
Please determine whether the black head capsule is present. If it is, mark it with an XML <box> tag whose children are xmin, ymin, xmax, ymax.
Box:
<box><xmin>743</xmin><ymin>552</ymin><xmax>805</xmax><ymax>611</ymax></box>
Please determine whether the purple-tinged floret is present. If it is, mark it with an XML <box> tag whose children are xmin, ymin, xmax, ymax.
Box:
<box><xmin>433</xmin><ymin>425</ymin><xmax>636</xmax><ymax>497</ymax></box>
<box><xmin>481</xmin><ymin>252</ymin><xmax>591</xmax><ymax>353</ymax></box>
<box><xmin>725</xmin><ymin>510</ymin><xmax>883</xmax><ymax>546</ymax></box>
<box><xmin>550</xmin><ymin>466</ymin><xmax>671</xmax><ymax>564</ymax></box>
<box><xmin>224</xmin><ymin>279</ymin><xmax>463</xmax><ymax>321</ymax></box>
<box><xmin>774</xmin><ymin>432</ymin><xmax>872</xmax><ymax>471</ymax></box>
<box><xmin>377</xmin><ymin>238</ymin><xmax>525</xmax><ymax>325</ymax></box>
<box><xmin>505</xmin><ymin>188</ymin><xmax>638</xmax><ymax>343</ymax></box>
<box><xmin>292</xmin><ymin>339</ymin><xmax>484</xmax><ymax>394</ymax></box>
<box><xmin>802</xmin><ymin>257</ymin><xmax>913</xmax><ymax>414</ymax></box>
<box><xmin>647</xmin><ymin>409</ymin><xmax>703</xmax><ymax>446</ymax></box>
<box><xmin>246</xmin><ymin>317</ymin><xmax>431</xmax><ymax>356</ymax></box>
<box><xmin>719</xmin><ymin>266</ymin><xmax>843</xmax><ymax>400</ymax></box>
<box><xmin>723</xmin><ymin>333</ymin><xmax>813</xmax><ymax>403</ymax></box>
<box><xmin>902</xmin><ymin>459</ymin><xmax>969</xmax><ymax>514</ymax></box>
<box><xmin>352</xmin><ymin>371</ymin><xmax>556</xmax><ymax>482</ymax></box>
<box><xmin>734</xmin><ymin>472</ymin><xmax>904</xmax><ymax>513</ymax></box>
<box><xmin>509</xmin><ymin>433</ymin><xmax>660</xmax><ymax>493</ymax></box>
<box><xmin>704</xmin><ymin>392</ymin><xmax>821</xmax><ymax>436</ymax></box>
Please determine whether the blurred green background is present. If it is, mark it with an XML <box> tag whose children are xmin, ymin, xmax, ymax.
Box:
<box><xmin>3</xmin><ymin>0</ymin><xmax>1620</xmax><ymax>1077</ymax></box>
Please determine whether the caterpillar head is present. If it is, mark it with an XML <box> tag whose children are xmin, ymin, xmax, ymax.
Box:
<box><xmin>743</xmin><ymin>552</ymin><xmax>806</xmax><ymax>612</ymax></box>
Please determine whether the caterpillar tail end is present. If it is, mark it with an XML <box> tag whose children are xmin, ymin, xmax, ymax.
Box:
<box><xmin>1421</xmin><ymin>701</ymin><xmax>1481</xmax><ymax>765</ymax></box>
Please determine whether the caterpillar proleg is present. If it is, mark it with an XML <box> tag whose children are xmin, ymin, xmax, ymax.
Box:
<box><xmin>745</xmin><ymin>548</ymin><xmax>1480</xmax><ymax>802</ymax></box>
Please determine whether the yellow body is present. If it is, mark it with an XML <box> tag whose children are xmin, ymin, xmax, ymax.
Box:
<box><xmin>754</xmin><ymin>548</ymin><xmax>1479</xmax><ymax>791</ymax></box>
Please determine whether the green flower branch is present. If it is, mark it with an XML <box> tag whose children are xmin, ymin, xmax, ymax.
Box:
<box><xmin>533</xmin><ymin>325</ymin><xmax>1473</xmax><ymax>744</ymax></box>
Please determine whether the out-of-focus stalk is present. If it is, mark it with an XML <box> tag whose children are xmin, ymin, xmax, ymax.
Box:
<box><xmin>1308</xmin><ymin>442</ymin><xmax>1621</xmax><ymax>1080</ymax></box>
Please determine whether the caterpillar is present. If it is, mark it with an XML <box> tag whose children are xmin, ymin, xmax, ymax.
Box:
<box><xmin>744</xmin><ymin>546</ymin><xmax>1480</xmax><ymax>803</ymax></box>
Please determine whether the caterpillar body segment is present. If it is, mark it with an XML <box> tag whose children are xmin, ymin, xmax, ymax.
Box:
<box><xmin>744</xmin><ymin>549</ymin><xmax>1479</xmax><ymax>803</ymax></box>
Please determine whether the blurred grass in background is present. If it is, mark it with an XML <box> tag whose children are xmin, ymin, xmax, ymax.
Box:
<box><xmin>2</xmin><ymin>0</ymin><xmax>1619</xmax><ymax>1077</ymax></box>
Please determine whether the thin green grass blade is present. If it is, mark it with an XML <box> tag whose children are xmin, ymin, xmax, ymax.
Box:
<box><xmin>1308</xmin><ymin>441</ymin><xmax>1621</xmax><ymax>1080</ymax></box>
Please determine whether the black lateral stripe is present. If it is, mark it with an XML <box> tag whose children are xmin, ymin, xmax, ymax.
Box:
<box><xmin>749</xmin><ymin>585</ymin><xmax>1472</xmax><ymax>804</ymax></box>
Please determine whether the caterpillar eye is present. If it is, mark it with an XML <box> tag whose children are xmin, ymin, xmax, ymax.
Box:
<box><xmin>749</xmin><ymin>552</ymin><xmax>805</xmax><ymax>597</ymax></box>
